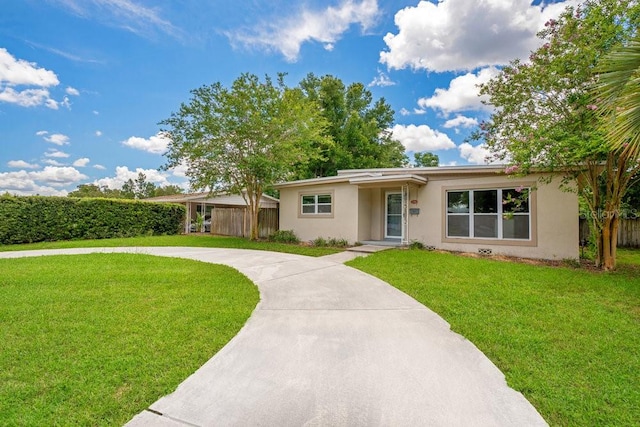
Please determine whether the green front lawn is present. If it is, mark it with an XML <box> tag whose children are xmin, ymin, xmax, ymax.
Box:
<box><xmin>0</xmin><ymin>234</ymin><xmax>341</xmax><ymax>257</ymax></box>
<box><xmin>348</xmin><ymin>249</ymin><xmax>640</xmax><ymax>426</ymax></box>
<box><xmin>0</xmin><ymin>253</ymin><xmax>259</xmax><ymax>425</ymax></box>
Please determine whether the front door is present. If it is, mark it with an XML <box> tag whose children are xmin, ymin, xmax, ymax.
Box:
<box><xmin>385</xmin><ymin>192</ymin><xmax>403</xmax><ymax>239</ymax></box>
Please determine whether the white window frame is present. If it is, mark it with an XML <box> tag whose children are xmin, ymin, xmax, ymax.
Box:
<box><xmin>446</xmin><ymin>188</ymin><xmax>531</xmax><ymax>241</ymax></box>
<box><xmin>300</xmin><ymin>193</ymin><xmax>333</xmax><ymax>216</ymax></box>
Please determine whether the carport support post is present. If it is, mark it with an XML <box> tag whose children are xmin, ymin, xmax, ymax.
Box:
<box><xmin>185</xmin><ymin>202</ymin><xmax>191</xmax><ymax>234</ymax></box>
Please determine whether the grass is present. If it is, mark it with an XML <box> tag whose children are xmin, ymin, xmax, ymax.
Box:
<box><xmin>0</xmin><ymin>234</ymin><xmax>341</xmax><ymax>257</ymax></box>
<box><xmin>0</xmin><ymin>253</ymin><xmax>259</xmax><ymax>426</ymax></box>
<box><xmin>348</xmin><ymin>249</ymin><xmax>640</xmax><ymax>426</ymax></box>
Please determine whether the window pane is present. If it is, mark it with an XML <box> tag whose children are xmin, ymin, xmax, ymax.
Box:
<box><xmin>317</xmin><ymin>194</ymin><xmax>332</xmax><ymax>204</ymax></box>
<box><xmin>387</xmin><ymin>215</ymin><xmax>402</xmax><ymax>237</ymax></box>
<box><xmin>302</xmin><ymin>205</ymin><xmax>315</xmax><ymax>214</ymax></box>
<box><xmin>302</xmin><ymin>195</ymin><xmax>315</xmax><ymax>205</ymax></box>
<box><xmin>503</xmin><ymin>215</ymin><xmax>530</xmax><ymax>239</ymax></box>
<box><xmin>317</xmin><ymin>204</ymin><xmax>332</xmax><ymax>214</ymax></box>
<box><xmin>447</xmin><ymin>191</ymin><xmax>469</xmax><ymax>213</ymax></box>
<box><xmin>474</xmin><ymin>190</ymin><xmax>497</xmax><ymax>213</ymax></box>
<box><xmin>474</xmin><ymin>214</ymin><xmax>498</xmax><ymax>238</ymax></box>
<box><xmin>503</xmin><ymin>189</ymin><xmax>529</xmax><ymax>213</ymax></box>
<box><xmin>387</xmin><ymin>193</ymin><xmax>402</xmax><ymax>214</ymax></box>
<box><xmin>448</xmin><ymin>216</ymin><xmax>469</xmax><ymax>237</ymax></box>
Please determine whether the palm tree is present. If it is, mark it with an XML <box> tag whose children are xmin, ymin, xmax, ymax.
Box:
<box><xmin>596</xmin><ymin>34</ymin><xmax>640</xmax><ymax>160</ymax></box>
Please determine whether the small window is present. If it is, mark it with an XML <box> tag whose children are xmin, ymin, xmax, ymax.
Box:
<box><xmin>301</xmin><ymin>193</ymin><xmax>332</xmax><ymax>215</ymax></box>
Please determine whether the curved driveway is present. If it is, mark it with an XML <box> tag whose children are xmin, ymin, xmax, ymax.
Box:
<box><xmin>1</xmin><ymin>247</ymin><xmax>547</xmax><ymax>426</ymax></box>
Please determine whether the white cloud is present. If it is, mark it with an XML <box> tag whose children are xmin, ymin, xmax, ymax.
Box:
<box><xmin>95</xmin><ymin>130</ymin><xmax>103</xmax><ymax>137</ymax></box>
<box><xmin>43</xmin><ymin>159</ymin><xmax>65</xmax><ymax>166</ymax></box>
<box><xmin>8</xmin><ymin>160</ymin><xmax>40</xmax><ymax>169</ymax></box>
<box><xmin>458</xmin><ymin>142</ymin><xmax>500</xmax><ymax>165</ymax></box>
<box><xmin>50</xmin><ymin>0</ymin><xmax>181</xmax><ymax>39</ymax></box>
<box><xmin>0</xmin><ymin>48</ymin><xmax>61</xmax><ymax>109</ymax></box>
<box><xmin>45</xmin><ymin>149</ymin><xmax>70</xmax><ymax>158</ymax></box>
<box><xmin>73</xmin><ymin>157</ymin><xmax>90</xmax><ymax>167</ymax></box>
<box><xmin>0</xmin><ymin>170</ymin><xmax>68</xmax><ymax>196</ymax></box>
<box><xmin>399</xmin><ymin>108</ymin><xmax>411</xmax><ymax>116</ymax></box>
<box><xmin>93</xmin><ymin>164</ymin><xmax>106</xmax><ymax>170</ymax></box>
<box><xmin>418</xmin><ymin>67</ymin><xmax>500</xmax><ymax>114</ymax></box>
<box><xmin>0</xmin><ymin>87</ymin><xmax>59</xmax><ymax>109</ymax></box>
<box><xmin>66</xmin><ymin>86</ymin><xmax>80</xmax><ymax>96</ymax></box>
<box><xmin>29</xmin><ymin>166</ymin><xmax>88</xmax><ymax>187</ymax></box>
<box><xmin>390</xmin><ymin>124</ymin><xmax>456</xmax><ymax>152</ymax></box>
<box><xmin>122</xmin><ymin>132</ymin><xmax>170</xmax><ymax>154</ymax></box>
<box><xmin>60</xmin><ymin>95</ymin><xmax>71</xmax><ymax>109</ymax></box>
<box><xmin>0</xmin><ymin>166</ymin><xmax>87</xmax><ymax>195</ymax></box>
<box><xmin>0</xmin><ymin>48</ymin><xmax>59</xmax><ymax>87</ymax></box>
<box><xmin>228</xmin><ymin>0</ymin><xmax>379</xmax><ymax>62</ymax></box>
<box><xmin>41</xmin><ymin>132</ymin><xmax>70</xmax><ymax>146</ymax></box>
<box><xmin>368</xmin><ymin>70</ymin><xmax>395</xmax><ymax>87</ymax></box>
<box><xmin>93</xmin><ymin>110</ymin><xmax>99</xmax><ymax>115</ymax></box>
<box><xmin>443</xmin><ymin>115</ymin><xmax>479</xmax><ymax>129</ymax></box>
<box><xmin>380</xmin><ymin>0</ymin><xmax>578</xmax><ymax>72</ymax></box>
<box><xmin>95</xmin><ymin>166</ymin><xmax>171</xmax><ymax>189</ymax></box>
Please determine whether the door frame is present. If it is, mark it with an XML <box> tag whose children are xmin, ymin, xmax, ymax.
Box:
<box><xmin>384</xmin><ymin>191</ymin><xmax>403</xmax><ymax>239</ymax></box>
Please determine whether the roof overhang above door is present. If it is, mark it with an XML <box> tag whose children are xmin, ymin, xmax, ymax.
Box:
<box><xmin>348</xmin><ymin>174</ymin><xmax>427</xmax><ymax>188</ymax></box>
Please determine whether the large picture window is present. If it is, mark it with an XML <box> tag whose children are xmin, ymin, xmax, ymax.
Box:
<box><xmin>446</xmin><ymin>188</ymin><xmax>530</xmax><ymax>240</ymax></box>
<box><xmin>301</xmin><ymin>193</ymin><xmax>332</xmax><ymax>215</ymax></box>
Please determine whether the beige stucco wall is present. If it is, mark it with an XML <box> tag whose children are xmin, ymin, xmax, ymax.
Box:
<box><xmin>278</xmin><ymin>183</ymin><xmax>360</xmax><ymax>243</ymax></box>
<box><xmin>409</xmin><ymin>174</ymin><xmax>579</xmax><ymax>260</ymax></box>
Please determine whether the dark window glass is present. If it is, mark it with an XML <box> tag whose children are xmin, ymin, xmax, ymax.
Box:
<box><xmin>474</xmin><ymin>190</ymin><xmax>497</xmax><ymax>213</ymax></box>
<box><xmin>503</xmin><ymin>216</ymin><xmax>530</xmax><ymax>239</ymax></box>
<box><xmin>317</xmin><ymin>194</ymin><xmax>332</xmax><ymax>204</ymax></box>
<box><xmin>447</xmin><ymin>191</ymin><xmax>469</xmax><ymax>213</ymax></box>
<box><xmin>502</xmin><ymin>189</ymin><xmax>529</xmax><ymax>213</ymax></box>
<box><xmin>448</xmin><ymin>216</ymin><xmax>470</xmax><ymax>237</ymax></box>
<box><xmin>474</xmin><ymin>215</ymin><xmax>498</xmax><ymax>238</ymax></box>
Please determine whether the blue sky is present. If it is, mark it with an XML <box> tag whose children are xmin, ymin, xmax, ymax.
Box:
<box><xmin>0</xmin><ymin>0</ymin><xmax>577</xmax><ymax>195</ymax></box>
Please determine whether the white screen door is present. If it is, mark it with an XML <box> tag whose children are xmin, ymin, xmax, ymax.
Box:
<box><xmin>385</xmin><ymin>192</ymin><xmax>402</xmax><ymax>238</ymax></box>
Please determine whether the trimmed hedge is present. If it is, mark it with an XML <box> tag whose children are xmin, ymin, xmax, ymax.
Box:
<box><xmin>0</xmin><ymin>195</ymin><xmax>185</xmax><ymax>245</ymax></box>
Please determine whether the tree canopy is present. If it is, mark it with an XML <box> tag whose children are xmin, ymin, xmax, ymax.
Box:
<box><xmin>295</xmin><ymin>74</ymin><xmax>407</xmax><ymax>178</ymax></box>
<box><xmin>478</xmin><ymin>0</ymin><xmax>640</xmax><ymax>269</ymax></box>
<box><xmin>160</xmin><ymin>73</ymin><xmax>330</xmax><ymax>240</ymax></box>
<box><xmin>68</xmin><ymin>174</ymin><xmax>183</xmax><ymax>199</ymax></box>
<box><xmin>413</xmin><ymin>152</ymin><xmax>439</xmax><ymax>167</ymax></box>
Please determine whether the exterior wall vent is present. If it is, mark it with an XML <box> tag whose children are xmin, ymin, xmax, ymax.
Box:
<box><xmin>478</xmin><ymin>248</ymin><xmax>493</xmax><ymax>255</ymax></box>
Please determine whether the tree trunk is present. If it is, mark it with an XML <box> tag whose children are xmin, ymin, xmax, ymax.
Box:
<box><xmin>601</xmin><ymin>214</ymin><xmax>619</xmax><ymax>271</ymax></box>
<box><xmin>250</xmin><ymin>202</ymin><xmax>259</xmax><ymax>240</ymax></box>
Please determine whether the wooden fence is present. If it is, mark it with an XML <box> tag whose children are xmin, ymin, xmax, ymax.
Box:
<box><xmin>579</xmin><ymin>218</ymin><xmax>640</xmax><ymax>248</ymax></box>
<box><xmin>211</xmin><ymin>207</ymin><xmax>278</xmax><ymax>239</ymax></box>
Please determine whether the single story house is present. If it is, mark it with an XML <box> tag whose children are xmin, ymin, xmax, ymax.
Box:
<box><xmin>146</xmin><ymin>192</ymin><xmax>279</xmax><ymax>237</ymax></box>
<box><xmin>274</xmin><ymin>165</ymin><xmax>578</xmax><ymax>260</ymax></box>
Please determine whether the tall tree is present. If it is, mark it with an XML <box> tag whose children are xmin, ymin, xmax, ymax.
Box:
<box><xmin>122</xmin><ymin>172</ymin><xmax>157</xmax><ymax>199</ymax></box>
<box><xmin>413</xmin><ymin>152</ymin><xmax>439</xmax><ymax>167</ymax></box>
<box><xmin>478</xmin><ymin>0</ymin><xmax>640</xmax><ymax>270</ymax></box>
<box><xmin>68</xmin><ymin>184</ymin><xmax>125</xmax><ymax>198</ymax></box>
<box><xmin>152</xmin><ymin>184</ymin><xmax>184</xmax><ymax>197</ymax></box>
<box><xmin>160</xmin><ymin>73</ymin><xmax>330</xmax><ymax>240</ymax></box>
<box><xmin>296</xmin><ymin>74</ymin><xmax>407</xmax><ymax>178</ymax></box>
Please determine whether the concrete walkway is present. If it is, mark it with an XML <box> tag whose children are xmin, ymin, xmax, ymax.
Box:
<box><xmin>1</xmin><ymin>247</ymin><xmax>547</xmax><ymax>426</ymax></box>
